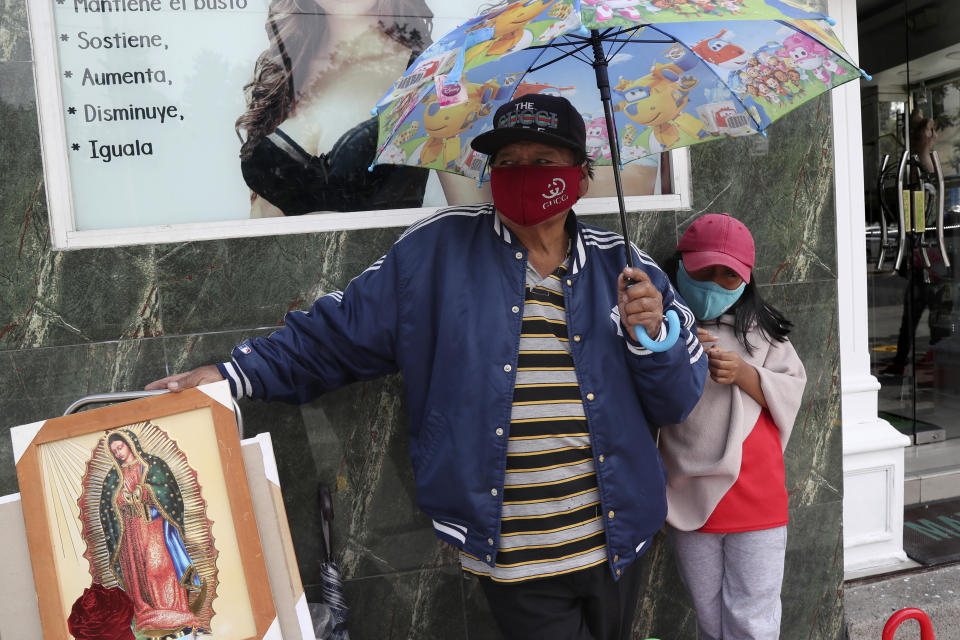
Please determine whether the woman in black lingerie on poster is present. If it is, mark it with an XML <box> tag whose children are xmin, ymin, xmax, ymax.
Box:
<box><xmin>236</xmin><ymin>0</ymin><xmax>435</xmax><ymax>217</ymax></box>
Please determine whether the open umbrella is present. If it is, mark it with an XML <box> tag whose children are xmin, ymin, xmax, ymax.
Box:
<box><xmin>370</xmin><ymin>0</ymin><xmax>867</xmax><ymax>349</ymax></box>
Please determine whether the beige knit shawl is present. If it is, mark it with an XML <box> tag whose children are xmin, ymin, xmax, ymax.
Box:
<box><xmin>659</xmin><ymin>315</ymin><xmax>806</xmax><ymax>531</ymax></box>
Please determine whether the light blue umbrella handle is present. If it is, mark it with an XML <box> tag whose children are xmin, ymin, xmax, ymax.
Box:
<box><xmin>633</xmin><ymin>309</ymin><xmax>680</xmax><ymax>352</ymax></box>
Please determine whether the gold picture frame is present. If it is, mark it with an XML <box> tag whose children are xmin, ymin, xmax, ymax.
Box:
<box><xmin>15</xmin><ymin>386</ymin><xmax>276</xmax><ymax>640</ymax></box>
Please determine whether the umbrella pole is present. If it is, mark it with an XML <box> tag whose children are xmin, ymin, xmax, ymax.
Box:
<box><xmin>589</xmin><ymin>29</ymin><xmax>633</xmax><ymax>270</ymax></box>
<box><xmin>588</xmin><ymin>30</ymin><xmax>681</xmax><ymax>354</ymax></box>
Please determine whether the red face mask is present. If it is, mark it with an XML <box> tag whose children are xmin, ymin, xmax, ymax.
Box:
<box><xmin>490</xmin><ymin>165</ymin><xmax>582</xmax><ymax>227</ymax></box>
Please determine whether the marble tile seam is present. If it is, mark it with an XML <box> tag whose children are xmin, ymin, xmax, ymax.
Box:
<box><xmin>156</xmin><ymin>325</ymin><xmax>288</xmax><ymax>339</ymax></box>
<box><xmin>755</xmin><ymin>279</ymin><xmax>838</xmax><ymax>287</ymax></box>
<box><xmin>0</xmin><ymin>325</ymin><xmax>285</xmax><ymax>356</ymax></box>
<box><xmin>308</xmin><ymin>563</ymin><xmax>465</xmax><ymax>585</ymax></box>
<box><xmin>0</xmin><ymin>338</ymin><xmax>155</xmax><ymax>356</ymax></box>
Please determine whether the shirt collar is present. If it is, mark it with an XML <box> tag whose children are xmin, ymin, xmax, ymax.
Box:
<box><xmin>490</xmin><ymin>206</ymin><xmax>587</xmax><ymax>276</ymax></box>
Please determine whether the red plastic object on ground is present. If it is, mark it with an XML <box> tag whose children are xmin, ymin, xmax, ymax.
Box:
<box><xmin>882</xmin><ymin>608</ymin><xmax>935</xmax><ymax>640</ymax></box>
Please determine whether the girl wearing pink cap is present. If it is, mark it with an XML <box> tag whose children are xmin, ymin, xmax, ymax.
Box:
<box><xmin>660</xmin><ymin>213</ymin><xmax>806</xmax><ymax>640</ymax></box>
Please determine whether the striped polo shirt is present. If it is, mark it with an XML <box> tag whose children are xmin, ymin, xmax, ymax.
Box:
<box><xmin>461</xmin><ymin>255</ymin><xmax>607</xmax><ymax>582</ymax></box>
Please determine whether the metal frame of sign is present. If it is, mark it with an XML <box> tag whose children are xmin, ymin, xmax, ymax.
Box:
<box><xmin>27</xmin><ymin>1</ymin><xmax>691</xmax><ymax>251</ymax></box>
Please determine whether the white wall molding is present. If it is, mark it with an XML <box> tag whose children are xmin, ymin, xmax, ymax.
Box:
<box><xmin>831</xmin><ymin>0</ymin><xmax>911</xmax><ymax>576</ymax></box>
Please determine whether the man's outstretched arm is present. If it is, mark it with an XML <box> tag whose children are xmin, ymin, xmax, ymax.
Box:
<box><xmin>145</xmin><ymin>365</ymin><xmax>223</xmax><ymax>392</ymax></box>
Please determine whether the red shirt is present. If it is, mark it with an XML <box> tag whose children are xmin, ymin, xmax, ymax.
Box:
<box><xmin>699</xmin><ymin>408</ymin><xmax>788</xmax><ymax>533</ymax></box>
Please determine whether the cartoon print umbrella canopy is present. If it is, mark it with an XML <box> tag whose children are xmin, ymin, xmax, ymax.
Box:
<box><xmin>370</xmin><ymin>0</ymin><xmax>866</xmax><ymax>180</ymax></box>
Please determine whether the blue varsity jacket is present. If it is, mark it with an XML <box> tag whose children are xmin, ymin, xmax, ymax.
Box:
<box><xmin>218</xmin><ymin>203</ymin><xmax>707</xmax><ymax>579</ymax></box>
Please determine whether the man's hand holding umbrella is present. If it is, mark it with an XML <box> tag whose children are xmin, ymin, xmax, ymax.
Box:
<box><xmin>619</xmin><ymin>266</ymin><xmax>664</xmax><ymax>340</ymax></box>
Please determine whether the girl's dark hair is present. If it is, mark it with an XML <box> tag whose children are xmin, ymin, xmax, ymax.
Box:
<box><xmin>235</xmin><ymin>0</ymin><xmax>434</xmax><ymax>159</ymax></box>
<box><xmin>664</xmin><ymin>251</ymin><xmax>793</xmax><ymax>355</ymax></box>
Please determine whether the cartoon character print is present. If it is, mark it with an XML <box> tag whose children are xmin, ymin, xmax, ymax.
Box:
<box><xmin>782</xmin><ymin>17</ymin><xmax>846</xmax><ymax>55</ymax></box>
<box><xmin>390</xmin><ymin>50</ymin><xmax>455</xmax><ymax>99</ymax></box>
<box><xmin>756</xmin><ymin>82</ymin><xmax>779</xmax><ymax>105</ymax></box>
<box><xmin>582</xmin><ymin>0</ymin><xmax>646</xmax><ymax>22</ymax></box>
<box><xmin>731</xmin><ymin>50</ymin><xmax>811</xmax><ymax>108</ymax></box>
<box><xmin>536</xmin><ymin>2</ymin><xmax>582</xmax><ymax>41</ymax></box>
<box><xmin>690</xmin><ymin>0</ymin><xmax>723</xmax><ymax>15</ymax></box>
<box><xmin>465</xmin><ymin>0</ymin><xmax>560</xmax><ymax>63</ymax></box>
<box><xmin>762</xmin><ymin>0</ymin><xmax>824</xmax><ymax>19</ymax></box>
<box><xmin>763</xmin><ymin>75</ymin><xmax>789</xmax><ymax>103</ymax></box>
<box><xmin>536</xmin><ymin>19</ymin><xmax>570</xmax><ymax>42</ymax></box>
<box><xmin>456</xmin><ymin>144</ymin><xmax>488</xmax><ymax>177</ymax></box>
<box><xmin>783</xmin><ymin>69</ymin><xmax>806</xmax><ymax>97</ymax></box>
<box><xmin>619</xmin><ymin>125</ymin><xmax>653</xmax><ymax>161</ymax></box>
<box><xmin>645</xmin><ymin>0</ymin><xmax>744</xmax><ymax>17</ymax></box>
<box><xmin>695</xmin><ymin>99</ymin><xmax>755</xmax><ymax>137</ymax></box>
<box><xmin>619</xmin><ymin>145</ymin><xmax>653</xmax><ymax>161</ymax></box>
<box><xmin>667</xmin><ymin>0</ymin><xmax>700</xmax><ymax>17</ymax></box>
<box><xmin>691</xmin><ymin>30</ymin><xmax>748</xmax><ymax>70</ymax></box>
<box><xmin>382</xmin><ymin>90</ymin><xmax>423</xmax><ymax>135</ymax></box>
<box><xmin>613</xmin><ymin>52</ymin><xmax>708</xmax><ymax>149</ymax></box>
<box><xmin>584</xmin><ymin>116</ymin><xmax>613</xmax><ymax>161</ymax></box>
<box><xmin>415</xmin><ymin>80</ymin><xmax>498</xmax><ymax>170</ymax></box>
<box><xmin>393</xmin><ymin>121</ymin><xmax>421</xmax><ymax>146</ymax></box>
<box><xmin>775</xmin><ymin>32</ymin><xmax>848</xmax><ymax>85</ymax></box>
<box><xmin>380</xmin><ymin>143</ymin><xmax>408</xmax><ymax>165</ymax></box>
<box><xmin>720</xmin><ymin>0</ymin><xmax>744</xmax><ymax>13</ymax></box>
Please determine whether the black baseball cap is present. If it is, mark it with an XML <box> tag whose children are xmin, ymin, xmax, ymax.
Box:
<box><xmin>471</xmin><ymin>93</ymin><xmax>587</xmax><ymax>158</ymax></box>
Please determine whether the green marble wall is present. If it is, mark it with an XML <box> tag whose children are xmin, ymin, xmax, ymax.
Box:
<box><xmin>0</xmin><ymin>0</ymin><xmax>842</xmax><ymax>636</ymax></box>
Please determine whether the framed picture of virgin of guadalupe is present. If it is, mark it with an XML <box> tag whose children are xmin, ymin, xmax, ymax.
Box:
<box><xmin>14</xmin><ymin>384</ymin><xmax>276</xmax><ymax>640</ymax></box>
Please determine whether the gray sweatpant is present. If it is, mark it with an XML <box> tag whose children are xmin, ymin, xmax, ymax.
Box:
<box><xmin>669</xmin><ymin>526</ymin><xmax>787</xmax><ymax>640</ymax></box>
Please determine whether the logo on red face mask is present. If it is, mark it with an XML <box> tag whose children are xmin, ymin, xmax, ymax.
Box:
<box><xmin>541</xmin><ymin>177</ymin><xmax>569</xmax><ymax>209</ymax></box>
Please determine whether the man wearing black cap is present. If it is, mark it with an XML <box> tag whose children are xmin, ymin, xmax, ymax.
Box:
<box><xmin>148</xmin><ymin>94</ymin><xmax>706</xmax><ymax>639</ymax></box>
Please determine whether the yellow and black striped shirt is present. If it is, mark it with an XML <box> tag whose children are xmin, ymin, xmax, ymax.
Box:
<box><xmin>462</xmin><ymin>258</ymin><xmax>606</xmax><ymax>582</ymax></box>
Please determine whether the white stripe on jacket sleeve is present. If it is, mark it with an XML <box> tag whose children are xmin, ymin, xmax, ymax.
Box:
<box><xmin>432</xmin><ymin>519</ymin><xmax>467</xmax><ymax>544</ymax></box>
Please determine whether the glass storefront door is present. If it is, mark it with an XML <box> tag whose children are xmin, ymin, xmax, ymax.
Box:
<box><xmin>860</xmin><ymin>0</ymin><xmax>960</xmax><ymax>566</ymax></box>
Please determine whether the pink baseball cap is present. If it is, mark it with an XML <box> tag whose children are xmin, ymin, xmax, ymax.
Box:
<box><xmin>676</xmin><ymin>213</ymin><xmax>755</xmax><ymax>283</ymax></box>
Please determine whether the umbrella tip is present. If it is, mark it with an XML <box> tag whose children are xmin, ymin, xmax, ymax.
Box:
<box><xmin>860</xmin><ymin>70</ymin><xmax>873</xmax><ymax>81</ymax></box>
<box><xmin>370</xmin><ymin>107</ymin><xmax>378</xmax><ymax>116</ymax></box>
<box><xmin>823</xmin><ymin>15</ymin><xmax>836</xmax><ymax>25</ymax></box>
<box><xmin>761</xmin><ymin>131</ymin><xmax>768</xmax><ymax>138</ymax></box>
<box><xmin>368</xmin><ymin>163</ymin><xmax>375</xmax><ymax>172</ymax></box>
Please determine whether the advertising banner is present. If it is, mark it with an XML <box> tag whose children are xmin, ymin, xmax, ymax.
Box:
<box><xmin>32</xmin><ymin>1</ymin><xmax>676</xmax><ymax>246</ymax></box>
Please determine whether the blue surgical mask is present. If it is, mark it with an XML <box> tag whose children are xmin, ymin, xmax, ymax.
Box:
<box><xmin>676</xmin><ymin>259</ymin><xmax>746</xmax><ymax>321</ymax></box>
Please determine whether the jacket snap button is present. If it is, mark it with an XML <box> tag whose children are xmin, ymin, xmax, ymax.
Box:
<box><xmin>573</xmin><ymin>335</ymin><xmax>581</xmax><ymax>342</ymax></box>
<box><xmin>608</xmin><ymin>510</ymin><xmax>615</xmax><ymax>519</ymax></box>
<box><xmin>616</xmin><ymin>568</ymin><xmax>621</xmax><ymax>577</ymax></box>
<box><xmin>488</xmin><ymin>538</ymin><xmax>494</xmax><ymax>546</ymax></box>
<box><xmin>496</xmin><ymin>427</ymin><xmax>504</xmax><ymax>436</ymax></box>
<box><xmin>566</xmin><ymin>279</ymin><xmax>572</xmax><ymax>286</ymax></box>
<box><xmin>613</xmin><ymin>554</ymin><xmax>619</xmax><ymax>562</ymax></box>
<box><xmin>515</xmin><ymin>252</ymin><xmax>523</xmax><ymax>259</ymax></box>
<box><xmin>491</xmin><ymin>488</ymin><xmax>498</xmax><ymax>496</ymax></box>
<box><xmin>511</xmin><ymin>305</ymin><xmax>520</xmax><ymax>313</ymax></box>
<box><xmin>504</xmin><ymin>364</ymin><xmax>512</xmax><ymax>372</ymax></box>
<box><xmin>486</xmin><ymin>554</ymin><xmax>493</xmax><ymax>563</ymax></box>
<box><xmin>586</xmin><ymin>392</ymin><xmax>595</xmax><ymax>401</ymax></box>
<box><xmin>598</xmin><ymin>454</ymin><xmax>605</xmax><ymax>463</ymax></box>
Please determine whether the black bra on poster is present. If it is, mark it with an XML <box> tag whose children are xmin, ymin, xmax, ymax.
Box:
<box><xmin>240</xmin><ymin>116</ymin><xmax>429</xmax><ymax>215</ymax></box>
